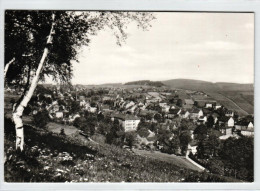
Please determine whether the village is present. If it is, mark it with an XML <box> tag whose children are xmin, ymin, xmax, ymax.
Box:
<box><xmin>7</xmin><ymin>83</ymin><xmax>253</xmax><ymax>158</ymax></box>
<box><xmin>3</xmin><ymin>9</ymin><xmax>255</xmax><ymax>185</ymax></box>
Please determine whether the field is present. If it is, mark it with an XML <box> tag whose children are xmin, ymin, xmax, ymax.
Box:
<box><xmin>220</xmin><ymin>91</ymin><xmax>254</xmax><ymax>114</ymax></box>
<box><xmin>207</xmin><ymin>91</ymin><xmax>254</xmax><ymax>116</ymax></box>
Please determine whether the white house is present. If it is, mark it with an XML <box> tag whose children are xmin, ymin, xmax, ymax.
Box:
<box><xmin>112</xmin><ymin>114</ymin><xmax>140</xmax><ymax>132</ymax></box>
<box><xmin>214</xmin><ymin>104</ymin><xmax>222</xmax><ymax>110</ymax></box>
<box><xmin>189</xmin><ymin>108</ymin><xmax>203</xmax><ymax>119</ymax></box>
<box><xmin>125</xmin><ymin>101</ymin><xmax>135</xmax><ymax>109</ymax></box>
<box><xmin>197</xmin><ymin>116</ymin><xmax>207</xmax><ymax>124</ymax></box>
<box><xmin>205</xmin><ymin>103</ymin><xmax>213</xmax><ymax>108</ymax></box>
<box><xmin>55</xmin><ymin>111</ymin><xmax>63</xmax><ymax>118</ymax></box>
<box><xmin>227</xmin><ymin>117</ymin><xmax>235</xmax><ymax>127</ymax></box>
<box><xmin>181</xmin><ymin>110</ymin><xmax>190</xmax><ymax>119</ymax></box>
<box><xmin>188</xmin><ymin>143</ymin><xmax>197</xmax><ymax>155</ymax></box>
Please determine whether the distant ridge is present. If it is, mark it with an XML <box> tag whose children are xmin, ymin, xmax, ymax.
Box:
<box><xmin>125</xmin><ymin>80</ymin><xmax>165</xmax><ymax>87</ymax></box>
<box><xmin>162</xmin><ymin>79</ymin><xmax>254</xmax><ymax>92</ymax></box>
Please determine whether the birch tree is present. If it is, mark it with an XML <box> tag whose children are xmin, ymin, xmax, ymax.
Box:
<box><xmin>5</xmin><ymin>10</ymin><xmax>155</xmax><ymax>151</ymax></box>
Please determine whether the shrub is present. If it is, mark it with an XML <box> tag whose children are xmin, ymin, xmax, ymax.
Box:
<box><xmin>137</xmin><ymin>127</ymin><xmax>149</xmax><ymax>138</ymax></box>
<box><xmin>125</xmin><ymin>131</ymin><xmax>137</xmax><ymax>149</ymax></box>
<box><xmin>33</xmin><ymin>109</ymin><xmax>50</xmax><ymax>129</ymax></box>
<box><xmin>60</xmin><ymin>128</ymin><xmax>65</xmax><ymax>136</ymax></box>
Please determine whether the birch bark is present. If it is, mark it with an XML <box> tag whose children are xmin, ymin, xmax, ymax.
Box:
<box><xmin>12</xmin><ymin>13</ymin><xmax>55</xmax><ymax>151</ymax></box>
<box><xmin>4</xmin><ymin>57</ymin><xmax>15</xmax><ymax>79</ymax></box>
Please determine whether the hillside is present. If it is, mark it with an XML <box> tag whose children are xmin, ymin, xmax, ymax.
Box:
<box><xmin>4</xmin><ymin>118</ymin><xmax>237</xmax><ymax>182</ymax></box>
<box><xmin>125</xmin><ymin>80</ymin><xmax>165</xmax><ymax>87</ymax></box>
<box><xmin>162</xmin><ymin>79</ymin><xmax>254</xmax><ymax>92</ymax></box>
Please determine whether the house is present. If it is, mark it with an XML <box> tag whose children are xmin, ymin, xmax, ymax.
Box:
<box><xmin>184</xmin><ymin>99</ymin><xmax>194</xmax><ymax>105</ymax></box>
<box><xmin>202</xmin><ymin>108</ymin><xmax>211</xmax><ymax>116</ymax></box>
<box><xmin>88</xmin><ymin>107</ymin><xmax>97</xmax><ymax>113</ymax></box>
<box><xmin>227</xmin><ymin>117</ymin><xmax>235</xmax><ymax>127</ymax></box>
<box><xmin>205</xmin><ymin>103</ymin><xmax>213</xmax><ymax>108</ymax></box>
<box><xmin>162</xmin><ymin>105</ymin><xmax>171</xmax><ymax>113</ymax></box>
<box><xmin>128</xmin><ymin>105</ymin><xmax>138</xmax><ymax>114</ymax></box>
<box><xmin>189</xmin><ymin>108</ymin><xmax>203</xmax><ymax>119</ymax></box>
<box><xmin>212</xmin><ymin>112</ymin><xmax>219</xmax><ymax>124</ymax></box>
<box><xmin>55</xmin><ymin>111</ymin><xmax>63</xmax><ymax>118</ymax></box>
<box><xmin>78</xmin><ymin>95</ymin><xmax>85</xmax><ymax>101</ymax></box>
<box><xmin>112</xmin><ymin>114</ymin><xmax>140</xmax><ymax>132</ymax></box>
<box><xmin>125</xmin><ymin>101</ymin><xmax>135</xmax><ymax>109</ymax></box>
<box><xmin>168</xmin><ymin>108</ymin><xmax>181</xmax><ymax>119</ymax></box>
<box><xmin>103</xmin><ymin>96</ymin><xmax>113</xmax><ymax>101</ymax></box>
<box><xmin>159</xmin><ymin>102</ymin><xmax>167</xmax><ymax>107</ymax></box>
<box><xmin>235</xmin><ymin>121</ymin><xmax>254</xmax><ymax>136</ymax></box>
<box><xmin>180</xmin><ymin>110</ymin><xmax>190</xmax><ymax>119</ymax></box>
<box><xmin>219</xmin><ymin>117</ymin><xmax>234</xmax><ymax>135</ymax></box>
<box><xmin>101</xmin><ymin>104</ymin><xmax>111</xmax><ymax>112</ymax></box>
<box><xmin>80</xmin><ymin>100</ymin><xmax>87</xmax><ymax>107</ymax></box>
<box><xmin>214</xmin><ymin>103</ymin><xmax>222</xmax><ymax>110</ymax></box>
<box><xmin>241</xmin><ymin>127</ymin><xmax>254</xmax><ymax>136</ymax></box>
<box><xmin>188</xmin><ymin>141</ymin><xmax>198</xmax><ymax>155</ymax></box>
<box><xmin>197</xmin><ymin>116</ymin><xmax>207</xmax><ymax>124</ymax></box>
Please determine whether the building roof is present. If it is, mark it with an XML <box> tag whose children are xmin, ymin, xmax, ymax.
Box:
<box><xmin>202</xmin><ymin>108</ymin><xmax>211</xmax><ymax>114</ymax></box>
<box><xmin>113</xmin><ymin>114</ymin><xmax>140</xmax><ymax>121</ymax></box>
<box><xmin>189</xmin><ymin>108</ymin><xmax>201</xmax><ymax>114</ymax></box>
<box><xmin>183</xmin><ymin>104</ymin><xmax>193</xmax><ymax>109</ymax></box>
<box><xmin>169</xmin><ymin>108</ymin><xmax>181</xmax><ymax>114</ymax></box>
<box><xmin>184</xmin><ymin>99</ymin><xmax>194</xmax><ymax>105</ymax></box>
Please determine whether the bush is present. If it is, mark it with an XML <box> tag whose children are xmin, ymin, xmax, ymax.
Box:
<box><xmin>137</xmin><ymin>127</ymin><xmax>149</xmax><ymax>138</ymax></box>
<box><xmin>33</xmin><ymin>109</ymin><xmax>50</xmax><ymax>128</ymax></box>
<box><xmin>125</xmin><ymin>131</ymin><xmax>137</xmax><ymax>149</ymax></box>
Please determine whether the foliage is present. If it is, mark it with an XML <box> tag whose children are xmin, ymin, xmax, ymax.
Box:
<box><xmin>137</xmin><ymin>127</ymin><xmax>150</xmax><ymax>138</ymax></box>
<box><xmin>207</xmin><ymin>115</ymin><xmax>214</xmax><ymax>128</ymax></box>
<box><xmin>193</xmin><ymin>124</ymin><xmax>208</xmax><ymax>141</ymax></box>
<box><xmin>179</xmin><ymin>131</ymin><xmax>191</xmax><ymax>154</ymax></box>
<box><xmin>33</xmin><ymin>109</ymin><xmax>50</xmax><ymax>128</ymax></box>
<box><xmin>176</xmin><ymin>99</ymin><xmax>183</xmax><ymax>107</ymax></box>
<box><xmin>124</xmin><ymin>131</ymin><xmax>137</xmax><ymax>149</ymax></box>
<box><xmin>219</xmin><ymin>136</ymin><xmax>253</xmax><ymax>181</ymax></box>
<box><xmin>73</xmin><ymin>116</ymin><xmax>95</xmax><ymax>137</ymax></box>
<box><xmin>4</xmin><ymin>117</ymin><xmax>241</xmax><ymax>182</ymax></box>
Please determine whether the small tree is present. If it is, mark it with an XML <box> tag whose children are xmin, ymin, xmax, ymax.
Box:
<box><xmin>207</xmin><ymin>115</ymin><xmax>215</xmax><ymax>128</ymax></box>
<box><xmin>137</xmin><ymin>127</ymin><xmax>150</xmax><ymax>138</ymax></box>
<box><xmin>125</xmin><ymin>131</ymin><xmax>137</xmax><ymax>149</ymax></box>
<box><xmin>179</xmin><ymin>131</ymin><xmax>191</xmax><ymax>155</ymax></box>
<box><xmin>176</xmin><ymin>99</ymin><xmax>183</xmax><ymax>107</ymax></box>
<box><xmin>33</xmin><ymin>109</ymin><xmax>50</xmax><ymax>129</ymax></box>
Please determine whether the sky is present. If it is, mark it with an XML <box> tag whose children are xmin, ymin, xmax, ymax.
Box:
<box><xmin>71</xmin><ymin>12</ymin><xmax>254</xmax><ymax>85</ymax></box>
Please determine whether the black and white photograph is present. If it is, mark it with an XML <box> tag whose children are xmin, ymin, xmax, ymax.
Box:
<box><xmin>3</xmin><ymin>10</ymin><xmax>254</xmax><ymax>183</ymax></box>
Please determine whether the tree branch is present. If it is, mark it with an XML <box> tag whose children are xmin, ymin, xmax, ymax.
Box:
<box><xmin>4</xmin><ymin>57</ymin><xmax>15</xmax><ymax>80</ymax></box>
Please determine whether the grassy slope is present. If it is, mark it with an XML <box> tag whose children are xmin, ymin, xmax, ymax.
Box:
<box><xmin>5</xmin><ymin>121</ymin><xmax>239</xmax><ymax>182</ymax></box>
<box><xmin>4</xmin><ymin>122</ymin><xmax>195</xmax><ymax>182</ymax></box>
<box><xmin>162</xmin><ymin>79</ymin><xmax>254</xmax><ymax>115</ymax></box>
<box><xmin>206</xmin><ymin>92</ymin><xmax>249</xmax><ymax>116</ymax></box>
<box><xmin>133</xmin><ymin>149</ymin><xmax>202</xmax><ymax>172</ymax></box>
<box><xmin>219</xmin><ymin>91</ymin><xmax>254</xmax><ymax>114</ymax></box>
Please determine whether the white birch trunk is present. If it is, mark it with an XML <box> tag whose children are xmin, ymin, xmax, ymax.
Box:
<box><xmin>4</xmin><ymin>57</ymin><xmax>15</xmax><ymax>80</ymax></box>
<box><xmin>12</xmin><ymin>14</ymin><xmax>55</xmax><ymax>151</ymax></box>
